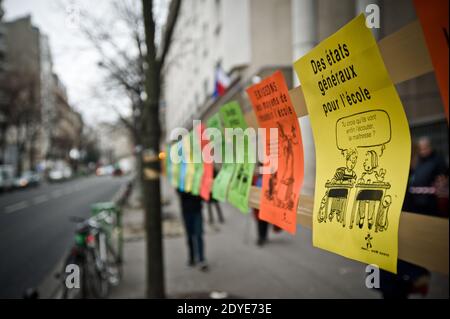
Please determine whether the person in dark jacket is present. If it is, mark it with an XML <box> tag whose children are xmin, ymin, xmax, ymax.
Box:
<box><xmin>378</xmin><ymin>137</ymin><xmax>448</xmax><ymax>299</ymax></box>
<box><xmin>177</xmin><ymin>190</ymin><xmax>208</xmax><ymax>271</ymax></box>
<box><xmin>252</xmin><ymin>173</ymin><xmax>269</xmax><ymax>246</ymax></box>
<box><xmin>406</xmin><ymin>137</ymin><xmax>448</xmax><ymax>216</ymax></box>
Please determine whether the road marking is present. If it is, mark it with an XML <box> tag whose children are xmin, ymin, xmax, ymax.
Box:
<box><xmin>32</xmin><ymin>194</ymin><xmax>49</xmax><ymax>205</ymax></box>
<box><xmin>4</xmin><ymin>201</ymin><xmax>29</xmax><ymax>214</ymax></box>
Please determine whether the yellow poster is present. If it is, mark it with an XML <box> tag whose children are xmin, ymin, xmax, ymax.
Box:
<box><xmin>294</xmin><ymin>14</ymin><xmax>411</xmax><ymax>273</ymax></box>
<box><xmin>183</xmin><ymin>132</ymin><xmax>195</xmax><ymax>193</ymax></box>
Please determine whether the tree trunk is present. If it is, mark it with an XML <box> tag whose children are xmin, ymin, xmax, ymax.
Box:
<box><xmin>16</xmin><ymin>142</ymin><xmax>24</xmax><ymax>176</ymax></box>
<box><xmin>141</xmin><ymin>0</ymin><xmax>165</xmax><ymax>299</ymax></box>
<box><xmin>0</xmin><ymin>124</ymin><xmax>6</xmax><ymax>165</ymax></box>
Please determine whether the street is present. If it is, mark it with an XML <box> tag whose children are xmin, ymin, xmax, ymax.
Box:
<box><xmin>0</xmin><ymin>176</ymin><xmax>128</xmax><ymax>298</ymax></box>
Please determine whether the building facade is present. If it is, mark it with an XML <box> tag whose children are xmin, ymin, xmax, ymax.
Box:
<box><xmin>163</xmin><ymin>0</ymin><xmax>293</xmax><ymax>133</ymax></box>
<box><xmin>0</xmin><ymin>15</ymin><xmax>84</xmax><ymax>174</ymax></box>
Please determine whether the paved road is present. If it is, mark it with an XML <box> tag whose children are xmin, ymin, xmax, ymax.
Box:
<box><xmin>0</xmin><ymin>175</ymin><xmax>128</xmax><ymax>298</ymax></box>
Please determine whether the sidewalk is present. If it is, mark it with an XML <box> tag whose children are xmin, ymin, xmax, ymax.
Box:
<box><xmin>109</xmin><ymin>179</ymin><xmax>449</xmax><ymax>299</ymax></box>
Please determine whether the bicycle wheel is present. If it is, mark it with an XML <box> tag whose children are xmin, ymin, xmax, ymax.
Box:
<box><xmin>85</xmin><ymin>248</ymin><xmax>109</xmax><ymax>298</ymax></box>
<box><xmin>105</xmin><ymin>241</ymin><xmax>121</xmax><ymax>286</ymax></box>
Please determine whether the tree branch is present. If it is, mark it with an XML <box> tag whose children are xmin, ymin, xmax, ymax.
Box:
<box><xmin>158</xmin><ymin>0</ymin><xmax>182</xmax><ymax>71</ymax></box>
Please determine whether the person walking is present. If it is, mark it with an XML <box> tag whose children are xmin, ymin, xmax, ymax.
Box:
<box><xmin>407</xmin><ymin>137</ymin><xmax>448</xmax><ymax>216</ymax></box>
<box><xmin>177</xmin><ymin>190</ymin><xmax>208</xmax><ymax>271</ymax></box>
<box><xmin>252</xmin><ymin>171</ymin><xmax>269</xmax><ymax>246</ymax></box>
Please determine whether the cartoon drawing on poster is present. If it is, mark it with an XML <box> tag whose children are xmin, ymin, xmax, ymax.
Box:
<box><xmin>276</xmin><ymin>121</ymin><xmax>299</xmax><ymax>210</ymax></box>
<box><xmin>318</xmin><ymin>110</ymin><xmax>393</xmax><ymax>234</ymax></box>
<box><xmin>294</xmin><ymin>14</ymin><xmax>411</xmax><ymax>273</ymax></box>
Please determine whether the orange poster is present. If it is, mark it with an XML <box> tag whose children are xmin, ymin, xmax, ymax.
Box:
<box><xmin>246</xmin><ymin>71</ymin><xmax>304</xmax><ymax>234</ymax></box>
<box><xmin>414</xmin><ymin>0</ymin><xmax>449</xmax><ymax>122</ymax></box>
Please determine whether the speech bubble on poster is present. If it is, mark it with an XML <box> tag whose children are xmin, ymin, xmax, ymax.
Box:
<box><xmin>336</xmin><ymin>110</ymin><xmax>391</xmax><ymax>151</ymax></box>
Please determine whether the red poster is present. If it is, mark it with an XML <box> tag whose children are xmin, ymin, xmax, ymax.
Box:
<box><xmin>198</xmin><ymin>124</ymin><xmax>214</xmax><ymax>200</ymax></box>
<box><xmin>246</xmin><ymin>71</ymin><xmax>304</xmax><ymax>234</ymax></box>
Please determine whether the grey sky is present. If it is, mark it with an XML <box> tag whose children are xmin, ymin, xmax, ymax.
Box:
<box><xmin>4</xmin><ymin>0</ymin><xmax>167</xmax><ymax>126</ymax></box>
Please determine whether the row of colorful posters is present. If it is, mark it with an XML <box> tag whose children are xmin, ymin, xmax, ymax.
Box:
<box><xmin>169</xmin><ymin>102</ymin><xmax>255</xmax><ymax>212</ymax></box>
<box><xmin>247</xmin><ymin>71</ymin><xmax>304</xmax><ymax>234</ymax></box>
<box><xmin>294</xmin><ymin>14</ymin><xmax>411</xmax><ymax>273</ymax></box>
<box><xmin>165</xmin><ymin>13</ymin><xmax>420</xmax><ymax>273</ymax></box>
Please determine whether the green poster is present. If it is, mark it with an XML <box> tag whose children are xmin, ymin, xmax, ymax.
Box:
<box><xmin>221</xmin><ymin>101</ymin><xmax>255</xmax><ymax>213</ymax></box>
<box><xmin>210</xmin><ymin>112</ymin><xmax>235</xmax><ymax>202</ymax></box>
<box><xmin>212</xmin><ymin>163</ymin><xmax>235</xmax><ymax>202</ymax></box>
<box><xmin>190</xmin><ymin>126</ymin><xmax>204</xmax><ymax>196</ymax></box>
<box><xmin>228</xmin><ymin>162</ymin><xmax>255</xmax><ymax>213</ymax></box>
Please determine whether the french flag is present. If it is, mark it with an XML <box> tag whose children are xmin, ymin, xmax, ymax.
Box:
<box><xmin>213</xmin><ymin>65</ymin><xmax>231</xmax><ymax>98</ymax></box>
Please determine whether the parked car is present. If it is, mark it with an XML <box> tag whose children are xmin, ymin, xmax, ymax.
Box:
<box><xmin>96</xmin><ymin>165</ymin><xmax>114</xmax><ymax>176</ymax></box>
<box><xmin>49</xmin><ymin>165</ymin><xmax>72</xmax><ymax>182</ymax></box>
<box><xmin>14</xmin><ymin>171</ymin><xmax>41</xmax><ymax>189</ymax></box>
<box><xmin>113</xmin><ymin>167</ymin><xmax>123</xmax><ymax>177</ymax></box>
<box><xmin>0</xmin><ymin>165</ymin><xmax>15</xmax><ymax>192</ymax></box>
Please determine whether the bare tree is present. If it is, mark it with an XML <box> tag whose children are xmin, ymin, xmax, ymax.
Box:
<box><xmin>71</xmin><ymin>0</ymin><xmax>148</xmax><ymax>140</ymax></box>
<box><xmin>70</xmin><ymin>1</ymin><xmax>149</xmax><ymax>199</ymax></box>
<box><xmin>67</xmin><ymin>0</ymin><xmax>181</xmax><ymax>298</ymax></box>
<box><xmin>0</xmin><ymin>70</ymin><xmax>41</xmax><ymax>174</ymax></box>
<box><xmin>141</xmin><ymin>0</ymin><xmax>181</xmax><ymax>298</ymax></box>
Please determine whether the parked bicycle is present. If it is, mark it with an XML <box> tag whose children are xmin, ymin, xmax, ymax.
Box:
<box><xmin>61</xmin><ymin>211</ymin><xmax>121</xmax><ymax>299</ymax></box>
